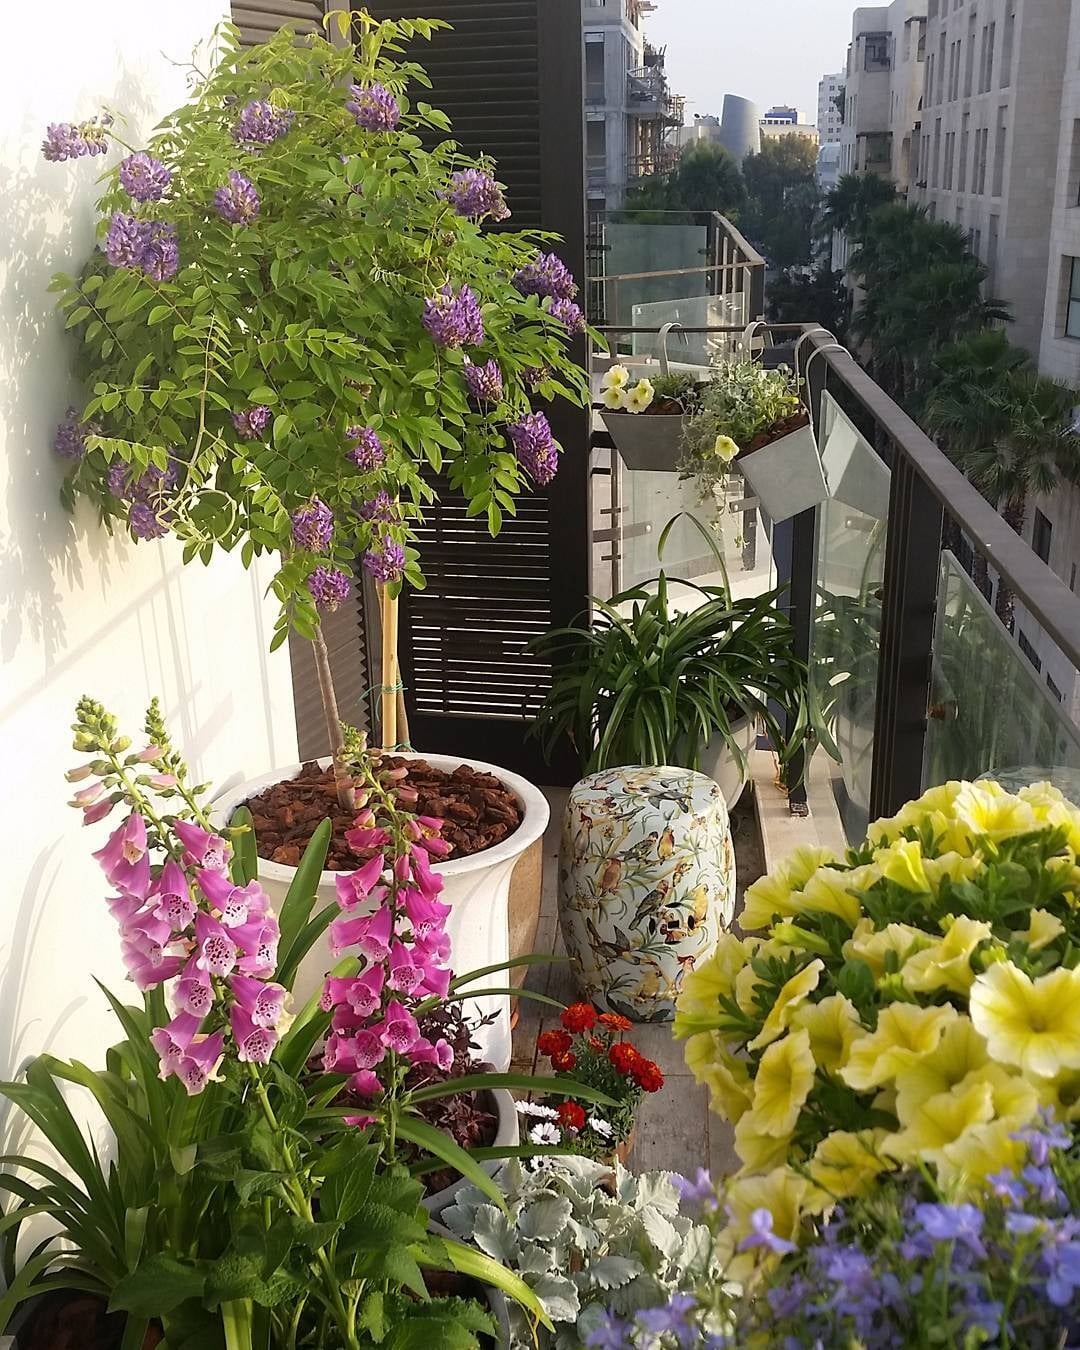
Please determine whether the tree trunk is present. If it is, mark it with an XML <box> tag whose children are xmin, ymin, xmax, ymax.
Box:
<box><xmin>312</xmin><ymin>618</ymin><xmax>355</xmax><ymax>812</ymax></box>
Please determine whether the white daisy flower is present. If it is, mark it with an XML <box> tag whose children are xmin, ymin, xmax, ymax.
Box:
<box><xmin>529</xmin><ymin>1121</ymin><xmax>562</xmax><ymax>1145</ymax></box>
<box><xmin>601</xmin><ymin>384</ymin><xmax>628</xmax><ymax>410</ymax></box>
<box><xmin>587</xmin><ymin>1115</ymin><xmax>614</xmax><ymax>1139</ymax></box>
<box><xmin>515</xmin><ymin>1100</ymin><xmax>559</xmax><ymax>1120</ymax></box>
<box><xmin>600</xmin><ymin>363</ymin><xmax>631</xmax><ymax>391</ymax></box>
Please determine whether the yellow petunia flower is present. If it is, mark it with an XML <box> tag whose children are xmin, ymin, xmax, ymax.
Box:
<box><xmin>873</xmin><ymin>838</ymin><xmax>932</xmax><ymax>893</ymax></box>
<box><xmin>625</xmin><ymin>378</ymin><xmax>655</xmax><ymax>413</ymax></box>
<box><xmin>809</xmin><ymin>1129</ymin><xmax>890</xmax><ymax>1200</ymax></box>
<box><xmin>733</xmin><ymin>1109</ymin><xmax>794</xmax><ymax>1172</ymax></box>
<box><xmin>751</xmin><ymin>1029</ymin><xmax>816</xmax><ymax>1137</ymax></box>
<box><xmin>798</xmin><ymin>869</ymin><xmax>864</xmax><ymax>928</ymax></box>
<box><xmin>843</xmin><ymin>918</ymin><xmax>932</xmax><ymax>979</ymax></box>
<box><xmin>900</xmin><ymin>915</ymin><xmax>992</xmax><ymax>997</ymax></box>
<box><xmin>1035</xmin><ymin>1068</ymin><xmax>1080</xmax><ymax>1122</ymax></box>
<box><xmin>684</xmin><ymin>1031</ymin><xmax>754</xmax><ymax>1122</ymax></box>
<box><xmin>600</xmin><ymin>363</ymin><xmax>631</xmax><ymax>390</ymax></box>
<box><xmin>841</xmin><ymin>1003</ymin><xmax>958</xmax><ymax>1092</ymax></box>
<box><xmin>922</xmin><ymin>850</ymin><xmax>986</xmax><ymax>892</ymax></box>
<box><xmin>893</xmin><ymin>1017</ymin><xmax>989</xmax><ymax>1124</ymax></box>
<box><xmin>951</xmin><ymin>781</ymin><xmax>1041</xmax><ymax>844</ymax></box>
<box><xmin>748</xmin><ymin>960</ymin><xmax>824</xmax><ymax>1050</ymax></box>
<box><xmin>600</xmin><ymin>383</ymin><xmax>628</xmax><ymax>409</ymax></box>
<box><xmin>674</xmin><ymin>931</ymin><xmax>752</xmax><ymax>1034</ymax></box>
<box><xmin>793</xmin><ymin>993</ymin><xmax>863</xmax><ymax>1075</ymax></box>
<box><xmin>969</xmin><ymin>961</ymin><xmax>1080</xmax><ymax>1079</ymax></box>
<box><xmin>882</xmin><ymin>1079</ymin><xmax>996</xmax><ymax>1168</ymax></box>
<box><xmin>720</xmin><ymin>1166</ymin><xmax>828</xmax><ymax>1279</ymax></box>
<box><xmin>1018</xmin><ymin>908</ymin><xmax>1065</xmax><ymax>953</ymax></box>
<box><xmin>712</xmin><ymin>434</ymin><xmax>740</xmax><ymax>464</ymax></box>
<box><xmin>938</xmin><ymin>1117</ymin><xmax>1028</xmax><ymax>1192</ymax></box>
<box><xmin>740</xmin><ymin>845</ymin><xmax>836</xmax><ymax>931</ymax></box>
<box><xmin>866</xmin><ymin>782</ymin><xmax>964</xmax><ymax>847</ymax></box>
<box><xmin>976</xmin><ymin>1063</ymin><xmax>1041</xmax><ymax>1127</ymax></box>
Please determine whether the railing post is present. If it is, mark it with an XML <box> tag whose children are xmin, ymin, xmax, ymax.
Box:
<box><xmin>869</xmin><ymin>451</ymin><xmax>944</xmax><ymax>818</ymax></box>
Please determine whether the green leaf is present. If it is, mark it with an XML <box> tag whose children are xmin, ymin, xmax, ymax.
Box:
<box><xmin>228</xmin><ymin>806</ymin><xmax>259</xmax><ymax>887</ymax></box>
<box><xmin>407</xmin><ymin>1072</ymin><xmax>616</xmax><ymax>1108</ymax></box>
<box><xmin>393</xmin><ymin>1117</ymin><xmax>506</xmax><ymax>1212</ymax></box>
<box><xmin>434</xmin><ymin>1235</ymin><xmax>552</xmax><ymax>1330</ymax></box>
<box><xmin>149</xmin><ymin>305</ymin><xmax>172</xmax><ymax>325</ymax></box>
<box><xmin>110</xmin><ymin>1253</ymin><xmax>207</xmax><ymax>1316</ymax></box>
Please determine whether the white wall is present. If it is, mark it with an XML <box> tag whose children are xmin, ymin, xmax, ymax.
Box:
<box><xmin>0</xmin><ymin>2</ymin><xmax>298</xmax><ymax>1085</ymax></box>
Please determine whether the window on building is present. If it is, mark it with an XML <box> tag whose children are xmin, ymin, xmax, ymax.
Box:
<box><xmin>937</xmin><ymin>31</ymin><xmax>946</xmax><ymax>102</ymax></box>
<box><xmin>585</xmin><ymin>33</ymin><xmax>605</xmax><ymax>104</ymax></box>
<box><xmin>959</xmin><ymin>112</ymin><xmax>970</xmax><ymax>192</ymax></box>
<box><xmin>985</xmin><ymin>22</ymin><xmax>996</xmax><ymax>90</ymax></box>
<box><xmin>975</xmin><ymin>126</ymin><xmax>989</xmax><ymax>194</ymax></box>
<box><xmin>987</xmin><ymin>214</ymin><xmax>1000</xmax><ymax>291</ymax></box>
<box><xmin>1065</xmin><ymin>258</ymin><xmax>1080</xmax><ymax>339</ymax></box>
<box><xmin>965</xmin><ymin>14</ymin><xmax>978</xmax><ymax>96</ymax></box>
<box><xmin>1033</xmin><ymin>509</ymin><xmax>1053</xmax><ymax>565</ymax></box>
<box><xmin>971</xmin><ymin>226</ymin><xmax>982</xmax><ymax>259</ymax></box>
<box><xmin>1001</xmin><ymin>10</ymin><xmax>1015</xmax><ymax>87</ymax></box>
<box><xmin>955</xmin><ymin>202</ymin><xmax>965</xmax><ymax>231</ymax></box>
<box><xmin>928</xmin><ymin>0</ymin><xmax>938</xmax><ymax>17</ymax></box>
<box><xmin>932</xmin><ymin>118</ymin><xmax>942</xmax><ymax>188</ymax></box>
<box><xmin>864</xmin><ymin>32</ymin><xmax>891</xmax><ymax>71</ymax></box>
<box><xmin>992</xmin><ymin>110</ymin><xmax>1007</xmax><ymax>197</ymax></box>
<box><xmin>1048</xmin><ymin>674</ymin><xmax>1063</xmax><ymax>703</ymax></box>
<box><xmin>586</xmin><ymin>117</ymin><xmax>606</xmax><ymax>182</ymax></box>
<box><xmin>1018</xmin><ymin>630</ymin><xmax>1043</xmax><ymax>674</ymax></box>
<box><xmin>943</xmin><ymin>131</ymin><xmax>955</xmax><ymax>189</ymax></box>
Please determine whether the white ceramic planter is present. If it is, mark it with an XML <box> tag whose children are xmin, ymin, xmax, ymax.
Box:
<box><xmin>212</xmin><ymin>754</ymin><xmax>550</xmax><ymax>1071</ymax></box>
<box><xmin>737</xmin><ymin>421</ymin><xmax>829</xmax><ymax>523</ymax></box>
<box><xmin>699</xmin><ymin>714</ymin><xmax>757</xmax><ymax>809</ymax></box>
<box><xmin>422</xmin><ymin>1087</ymin><xmax>519</xmax><ymax>1218</ymax></box>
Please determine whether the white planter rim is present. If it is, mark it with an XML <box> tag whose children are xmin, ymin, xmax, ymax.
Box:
<box><xmin>422</xmin><ymin>1086</ymin><xmax>518</xmax><ymax>1215</ymax></box>
<box><xmin>212</xmin><ymin>752</ymin><xmax>549</xmax><ymax>886</ymax></box>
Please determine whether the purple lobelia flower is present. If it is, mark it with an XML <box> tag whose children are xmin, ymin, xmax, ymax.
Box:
<box><xmin>672</xmin><ymin>1167</ymin><xmax>716</xmax><ymax>1213</ymax></box>
<box><xmin>914</xmin><ymin>1203</ymin><xmax>987</xmax><ymax>1260</ymax></box>
<box><xmin>129</xmin><ymin>501</ymin><xmax>168</xmax><ymax>541</ymax></box>
<box><xmin>346</xmin><ymin>425</ymin><xmax>386</xmax><ymax>471</ymax></box>
<box><xmin>119</xmin><ymin>153</ymin><xmax>172</xmax><ymax>202</ymax></box>
<box><xmin>508</xmin><ymin>410</ymin><xmax>559</xmax><ymax>486</ymax></box>
<box><xmin>42</xmin><ymin>120</ymin><xmax>108</xmax><ymax>162</ymax></box>
<box><xmin>232</xmin><ymin>405</ymin><xmax>271</xmax><ymax>441</ymax></box>
<box><xmin>140</xmin><ymin>221</ymin><xmax>179</xmax><ymax>281</ymax></box>
<box><xmin>513</xmin><ymin>251</ymin><xmax>577</xmax><ymax>300</ymax></box>
<box><xmin>213</xmin><ymin>170</ymin><xmax>260</xmax><ymax>224</ymax></box>
<box><xmin>548</xmin><ymin>296</ymin><xmax>586</xmax><ymax>335</ymax></box>
<box><xmin>308</xmin><ymin>565</ymin><xmax>351</xmax><ymax>612</ymax></box>
<box><xmin>737</xmin><ymin>1207</ymin><xmax>797</xmax><ymax>1256</ymax></box>
<box><xmin>359</xmin><ymin>491</ymin><xmax>396</xmax><ymax>523</ymax></box>
<box><xmin>291</xmin><ymin>497</ymin><xmax>334</xmax><ymax>552</ymax></box>
<box><xmin>53</xmin><ymin>408</ymin><xmax>88</xmax><ymax>461</ymax></box>
<box><xmin>105</xmin><ymin>211</ymin><xmax>151</xmax><ymax>268</ymax></box>
<box><xmin>463</xmin><ymin>358</ymin><xmax>503</xmax><ymax>403</ymax></box>
<box><xmin>362</xmin><ymin>539</ymin><xmax>406</xmax><ymax>583</ymax></box>
<box><xmin>232</xmin><ymin>99</ymin><xmax>294</xmax><ymax>147</ymax></box>
<box><xmin>422</xmin><ymin>284</ymin><xmax>484</xmax><ymax>349</ymax></box>
<box><xmin>346</xmin><ymin>83</ymin><xmax>400</xmax><ymax>132</ymax></box>
<box><xmin>447</xmin><ymin>169</ymin><xmax>510</xmax><ymax>222</ymax></box>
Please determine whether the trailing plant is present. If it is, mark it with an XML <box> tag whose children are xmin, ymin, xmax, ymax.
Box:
<box><xmin>44</xmin><ymin>9</ymin><xmax>590</xmax><ymax>802</ymax></box>
<box><xmin>518</xmin><ymin>1003</ymin><xmax>664</xmax><ymax>1161</ymax></box>
<box><xmin>530</xmin><ymin>514</ymin><xmax>811</xmax><ymax>779</ymax></box>
<box><xmin>442</xmin><ymin>1157</ymin><xmax>717</xmax><ymax>1349</ymax></box>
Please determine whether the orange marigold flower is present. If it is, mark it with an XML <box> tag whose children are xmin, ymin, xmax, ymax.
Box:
<box><xmin>550</xmin><ymin>1050</ymin><xmax>577</xmax><ymax>1072</ymax></box>
<box><xmin>608</xmin><ymin>1041</ymin><xmax>641</xmax><ymax>1075</ymax></box>
<box><xmin>588</xmin><ymin>1036</ymin><xmax>604</xmax><ymax>1052</ymax></box>
<box><xmin>632</xmin><ymin>1058</ymin><xmax>664</xmax><ymax>1093</ymax></box>
<box><xmin>537</xmin><ymin>1029</ymin><xmax>572</xmax><ymax>1058</ymax></box>
<box><xmin>556</xmin><ymin>1100</ymin><xmax>586</xmax><ymax>1132</ymax></box>
<box><xmin>598</xmin><ymin>1012</ymin><xmax>633</xmax><ymax>1032</ymax></box>
<box><xmin>561</xmin><ymin>1002</ymin><xmax>598</xmax><ymax>1033</ymax></box>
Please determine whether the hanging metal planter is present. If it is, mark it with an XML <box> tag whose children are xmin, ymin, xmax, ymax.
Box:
<box><xmin>600</xmin><ymin>322</ymin><xmax>710</xmax><ymax>474</ymax></box>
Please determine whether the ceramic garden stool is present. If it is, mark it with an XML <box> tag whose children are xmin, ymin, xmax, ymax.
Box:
<box><xmin>558</xmin><ymin>765</ymin><xmax>737</xmax><ymax>1022</ymax></box>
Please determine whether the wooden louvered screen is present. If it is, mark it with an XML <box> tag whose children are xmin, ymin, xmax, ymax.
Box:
<box><xmin>231</xmin><ymin>0</ymin><xmax>326</xmax><ymax>45</ymax></box>
<box><xmin>365</xmin><ymin>0</ymin><xmax>589</xmax><ymax>784</ymax></box>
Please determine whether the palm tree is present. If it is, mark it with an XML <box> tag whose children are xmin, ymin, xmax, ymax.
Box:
<box><xmin>821</xmin><ymin>172</ymin><xmax>897</xmax><ymax>237</ymax></box>
<box><xmin>926</xmin><ymin>365</ymin><xmax>1080</xmax><ymax>627</ymax></box>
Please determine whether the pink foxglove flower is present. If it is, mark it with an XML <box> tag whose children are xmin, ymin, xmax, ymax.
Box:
<box><xmin>387</xmin><ymin>939</ymin><xmax>425</xmax><ymax>995</ymax></box>
<box><xmin>334</xmin><ymin>854</ymin><xmax>385</xmax><ymax>907</ymax></box>
<box><xmin>327</xmin><ymin>1028</ymin><xmax>385</xmax><ymax>1074</ymax></box>
<box><xmin>174</xmin><ymin>1032</ymin><xmax>226</xmax><ymax>1096</ymax></box>
<box><xmin>376</xmin><ymin>1000</ymin><xmax>420</xmax><ymax>1054</ymax></box>
<box><xmin>92</xmin><ymin>813</ymin><xmax>151</xmax><ymax>897</ymax></box>
<box><xmin>414</xmin><ymin>929</ymin><xmax>452</xmax><ymax>966</ymax></box>
<box><xmin>325</xmin><ymin>966</ymin><xmax>385</xmax><ymax>1019</ymax></box>
<box><xmin>417</xmin><ymin>962</ymin><xmax>452</xmax><ymax>1000</ymax></box>
<box><xmin>174</xmin><ymin>959</ymin><xmax>214</xmax><ymax>1017</ymax></box>
<box><xmin>151</xmin><ymin>859</ymin><xmax>196</xmax><ymax>932</ymax></box>
<box><xmin>228</xmin><ymin>974</ymin><xmax>287</xmax><ymax>1028</ymax></box>
<box><xmin>196</xmin><ymin>870</ymin><xmax>269</xmax><ymax>927</ymax></box>
<box><xmin>71</xmin><ymin>782</ymin><xmax>105</xmax><ymax>807</ymax></box>
<box><xmin>230</xmin><ymin>1006</ymin><xmax>278</xmax><ymax>1063</ymax></box>
<box><xmin>123</xmin><ymin>946</ymin><xmax>184</xmax><ymax>990</ymax></box>
<box><xmin>233</xmin><ymin>915</ymin><xmax>279</xmax><ymax>976</ymax></box>
<box><xmin>344</xmin><ymin>825</ymin><xmax>392</xmax><ymax>853</ymax></box>
<box><xmin>82</xmin><ymin>798</ymin><xmax>116</xmax><ymax>826</ymax></box>
<box><xmin>194</xmin><ymin>912</ymin><xmax>239</xmax><ymax>977</ymax></box>
<box><xmin>402</xmin><ymin>888</ymin><xmax>452</xmax><ymax>938</ymax></box>
<box><xmin>329</xmin><ymin>905</ymin><xmax>393</xmax><ymax>961</ymax></box>
<box><xmin>173</xmin><ymin>820</ymin><xmax>230</xmax><ymax>871</ymax></box>
<box><xmin>348</xmin><ymin>1069</ymin><xmax>382</xmax><ymax>1097</ymax></box>
<box><xmin>408</xmin><ymin>1036</ymin><xmax>455</xmax><ymax>1071</ymax></box>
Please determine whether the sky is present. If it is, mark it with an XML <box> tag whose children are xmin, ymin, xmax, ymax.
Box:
<box><xmin>642</xmin><ymin>0</ymin><xmax>858</xmax><ymax>126</ymax></box>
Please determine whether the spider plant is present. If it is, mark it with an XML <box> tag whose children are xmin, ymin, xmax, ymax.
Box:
<box><xmin>530</xmin><ymin>515</ymin><xmax>811</xmax><ymax>779</ymax></box>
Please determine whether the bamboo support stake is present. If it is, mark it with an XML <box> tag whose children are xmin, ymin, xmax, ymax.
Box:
<box><xmin>379</xmin><ymin>583</ymin><xmax>399</xmax><ymax>751</ymax></box>
<box><xmin>312</xmin><ymin>618</ymin><xmax>354</xmax><ymax>811</ymax></box>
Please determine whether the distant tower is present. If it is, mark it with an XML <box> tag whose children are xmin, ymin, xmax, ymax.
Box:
<box><xmin>719</xmin><ymin>94</ymin><xmax>761</xmax><ymax>162</ymax></box>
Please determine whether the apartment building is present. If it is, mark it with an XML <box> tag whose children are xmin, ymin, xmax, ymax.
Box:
<box><xmin>916</xmin><ymin>0</ymin><xmax>1071</xmax><ymax>356</ymax></box>
<box><xmin>583</xmin><ymin>0</ymin><xmax>683</xmax><ymax>211</ymax></box>
<box><xmin>817</xmin><ymin>72</ymin><xmax>846</xmax><ymax>145</ymax></box>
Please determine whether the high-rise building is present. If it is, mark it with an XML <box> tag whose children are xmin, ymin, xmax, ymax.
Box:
<box><xmin>583</xmin><ymin>0</ymin><xmax>684</xmax><ymax>211</ymax></box>
<box><xmin>817</xmin><ymin>73</ymin><xmax>845</xmax><ymax>145</ymax></box>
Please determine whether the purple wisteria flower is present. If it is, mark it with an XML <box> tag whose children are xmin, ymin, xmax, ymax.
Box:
<box><xmin>346</xmin><ymin>425</ymin><xmax>386</xmax><ymax>471</ymax></box>
<box><xmin>523</xmin><ymin>365</ymin><xmax>549</xmax><ymax>391</ymax></box>
<box><xmin>53</xmin><ymin>408</ymin><xmax>88</xmax><ymax>461</ymax></box>
<box><xmin>213</xmin><ymin>170</ymin><xmax>260</xmax><ymax>224</ymax></box>
<box><xmin>42</xmin><ymin>120</ymin><xmax>108</xmax><ymax>162</ymax></box>
<box><xmin>447</xmin><ymin>169</ymin><xmax>510</xmax><ymax>222</ymax></box>
<box><xmin>422</xmin><ymin>284</ymin><xmax>484</xmax><ymax>349</ymax></box>
<box><xmin>308</xmin><ymin>565</ymin><xmax>351</xmax><ymax>612</ymax></box>
<box><xmin>119</xmin><ymin>153</ymin><xmax>172</xmax><ymax>202</ymax></box>
<box><xmin>140</xmin><ymin>221</ymin><xmax>179</xmax><ymax>281</ymax></box>
<box><xmin>463</xmin><ymin>359</ymin><xmax>503</xmax><ymax>403</ymax></box>
<box><xmin>548</xmin><ymin>296</ymin><xmax>586</xmax><ymax>335</ymax></box>
<box><xmin>291</xmin><ymin>498</ymin><xmax>334</xmax><ymax>553</ymax></box>
<box><xmin>513</xmin><ymin>251</ymin><xmax>577</xmax><ymax>300</ymax></box>
<box><xmin>232</xmin><ymin>405</ymin><xmax>271</xmax><ymax>441</ymax></box>
<box><xmin>107</xmin><ymin>462</ymin><xmax>131</xmax><ymax>498</ymax></box>
<box><xmin>738</xmin><ymin>1207</ymin><xmax>797</xmax><ymax>1257</ymax></box>
<box><xmin>131</xmin><ymin>463</ymin><xmax>179</xmax><ymax>500</ymax></box>
<box><xmin>129</xmin><ymin>501</ymin><xmax>168</xmax><ymax>541</ymax></box>
<box><xmin>346</xmin><ymin>83</ymin><xmax>400</xmax><ymax>132</ymax></box>
<box><xmin>105</xmin><ymin>211</ymin><xmax>150</xmax><ymax>268</ymax></box>
<box><xmin>359</xmin><ymin>491</ymin><xmax>396</xmax><ymax>524</ymax></box>
<box><xmin>508</xmin><ymin>410</ymin><xmax>559</xmax><ymax>486</ymax></box>
<box><xmin>232</xmin><ymin>100</ymin><xmax>294</xmax><ymax>147</ymax></box>
<box><xmin>362</xmin><ymin>539</ymin><xmax>406</xmax><ymax>583</ymax></box>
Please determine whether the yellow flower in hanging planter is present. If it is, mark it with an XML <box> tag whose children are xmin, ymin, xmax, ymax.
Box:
<box><xmin>873</xmin><ymin>838</ymin><xmax>932</xmax><ymax>893</ymax></box>
<box><xmin>900</xmin><ymin>915</ymin><xmax>993</xmax><ymax>996</ymax></box>
<box><xmin>893</xmin><ymin>1017</ymin><xmax>990</xmax><ymax>1122</ymax></box>
<box><xmin>843</xmin><ymin>919</ymin><xmax>932</xmax><ymax>978</ymax></box>
<box><xmin>684</xmin><ymin>1031</ymin><xmax>754</xmax><ymax>1121</ymax></box>
<box><xmin>734</xmin><ymin>1109</ymin><xmax>794</xmax><ymax>1172</ymax></box>
<box><xmin>937</xmin><ymin>1116</ymin><xmax>1028</xmax><ymax>1190</ymax></box>
<box><xmin>600</xmin><ymin>363</ymin><xmax>631</xmax><ymax>391</ymax></box>
<box><xmin>711</xmin><ymin>434</ymin><xmax>740</xmax><ymax>464</ymax></box>
<box><xmin>841</xmin><ymin>1003</ymin><xmax>958</xmax><ymax>1092</ymax></box>
<box><xmin>600</xmin><ymin>383</ymin><xmax>628</xmax><ymax>410</ymax></box>
<box><xmin>969</xmin><ymin>961</ymin><xmax>1080</xmax><ymax>1078</ymax></box>
<box><xmin>624</xmin><ymin>377</ymin><xmax>655</xmax><ymax>414</ymax></box>
<box><xmin>809</xmin><ymin>1129</ymin><xmax>890</xmax><ymax>1200</ymax></box>
<box><xmin>750</xmin><ymin>1029</ymin><xmax>816</xmax><ymax>1136</ymax></box>
<box><xmin>792</xmin><ymin>993</ymin><xmax>863</xmax><ymax>1075</ymax></box>
<box><xmin>748</xmin><ymin>960</ymin><xmax>824</xmax><ymax>1050</ymax></box>
<box><xmin>1018</xmin><ymin>907</ymin><xmax>1066</xmax><ymax>952</ymax></box>
<box><xmin>882</xmin><ymin>1078</ymin><xmax>996</xmax><ymax>1168</ymax></box>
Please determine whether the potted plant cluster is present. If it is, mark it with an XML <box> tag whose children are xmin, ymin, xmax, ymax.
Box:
<box><xmin>598</xmin><ymin>367</ymin><xmax>706</xmax><ymax>473</ymax></box>
<box><xmin>519</xmin><ymin>1002</ymin><xmax>664</xmax><ymax>1163</ymax></box>
<box><xmin>680</xmin><ymin>361</ymin><xmax>828</xmax><ymax>523</ymax></box>
<box><xmin>530</xmin><ymin>516</ymin><xmax>811</xmax><ymax>808</ymax></box>
<box><xmin>0</xmin><ymin>699</ymin><xmax>614</xmax><ymax>1348</ymax></box>
<box><xmin>44</xmin><ymin>11</ymin><xmax>591</xmax><ymax>1067</ymax></box>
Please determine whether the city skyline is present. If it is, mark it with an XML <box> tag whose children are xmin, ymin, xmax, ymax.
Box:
<box><xmin>643</xmin><ymin>0</ymin><xmax>856</xmax><ymax>127</ymax></box>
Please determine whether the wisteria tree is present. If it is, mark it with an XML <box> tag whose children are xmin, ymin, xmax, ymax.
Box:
<box><xmin>47</xmin><ymin>9</ymin><xmax>589</xmax><ymax>804</ymax></box>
